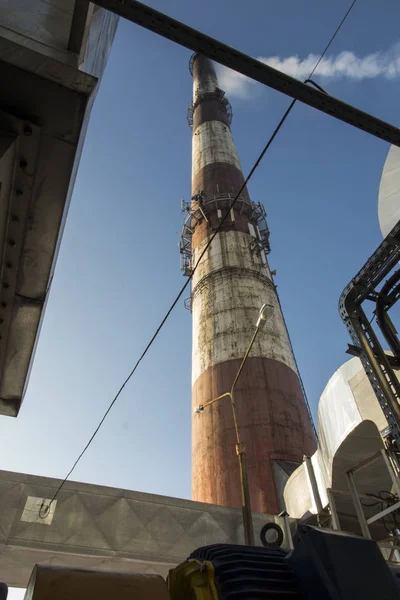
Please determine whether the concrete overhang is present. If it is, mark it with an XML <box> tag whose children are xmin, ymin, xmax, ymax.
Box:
<box><xmin>0</xmin><ymin>12</ymin><xmax>99</xmax><ymax>416</ymax></box>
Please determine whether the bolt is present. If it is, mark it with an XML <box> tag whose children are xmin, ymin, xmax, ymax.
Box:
<box><xmin>8</xmin><ymin>240</ymin><xmax>16</xmax><ymax>247</ymax></box>
<box><xmin>19</xmin><ymin>158</ymin><xmax>27</xmax><ymax>170</ymax></box>
<box><xmin>15</xmin><ymin>189</ymin><xmax>23</xmax><ymax>196</ymax></box>
<box><xmin>11</xmin><ymin>215</ymin><xmax>19</xmax><ymax>223</ymax></box>
<box><xmin>23</xmin><ymin>125</ymin><xmax>32</xmax><ymax>136</ymax></box>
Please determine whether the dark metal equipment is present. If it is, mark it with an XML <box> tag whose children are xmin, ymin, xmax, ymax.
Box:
<box><xmin>91</xmin><ymin>0</ymin><xmax>400</xmax><ymax>147</ymax></box>
<box><xmin>339</xmin><ymin>220</ymin><xmax>400</xmax><ymax>461</ymax></box>
<box><xmin>288</xmin><ymin>524</ymin><xmax>399</xmax><ymax>600</ymax></box>
<box><xmin>169</xmin><ymin>527</ymin><xmax>400</xmax><ymax>599</ymax></box>
<box><xmin>376</xmin><ymin>269</ymin><xmax>400</xmax><ymax>361</ymax></box>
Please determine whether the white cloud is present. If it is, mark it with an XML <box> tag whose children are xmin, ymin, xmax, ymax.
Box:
<box><xmin>216</xmin><ymin>67</ymin><xmax>256</xmax><ymax>99</ymax></box>
<box><xmin>215</xmin><ymin>43</ymin><xmax>400</xmax><ymax>98</ymax></box>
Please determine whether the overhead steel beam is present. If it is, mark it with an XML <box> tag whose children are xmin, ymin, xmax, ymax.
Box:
<box><xmin>93</xmin><ymin>0</ymin><xmax>400</xmax><ymax>147</ymax></box>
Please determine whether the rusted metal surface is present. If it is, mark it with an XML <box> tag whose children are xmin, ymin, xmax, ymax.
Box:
<box><xmin>192</xmin><ymin>356</ymin><xmax>316</xmax><ymax>514</ymax></box>
<box><xmin>189</xmin><ymin>55</ymin><xmax>316</xmax><ymax>514</ymax></box>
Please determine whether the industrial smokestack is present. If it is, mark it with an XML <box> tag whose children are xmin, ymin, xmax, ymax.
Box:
<box><xmin>180</xmin><ymin>54</ymin><xmax>316</xmax><ymax>514</ymax></box>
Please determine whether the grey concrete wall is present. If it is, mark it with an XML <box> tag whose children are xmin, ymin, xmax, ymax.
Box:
<box><xmin>0</xmin><ymin>471</ymin><xmax>291</xmax><ymax>588</ymax></box>
<box><xmin>0</xmin><ymin>0</ymin><xmax>75</xmax><ymax>64</ymax></box>
<box><xmin>0</xmin><ymin>3</ymin><xmax>118</xmax><ymax>416</ymax></box>
<box><xmin>0</xmin><ymin>1</ymin><xmax>118</xmax><ymax>70</ymax></box>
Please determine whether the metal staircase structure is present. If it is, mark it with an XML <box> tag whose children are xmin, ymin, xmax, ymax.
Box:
<box><xmin>179</xmin><ymin>194</ymin><xmax>270</xmax><ymax>277</ymax></box>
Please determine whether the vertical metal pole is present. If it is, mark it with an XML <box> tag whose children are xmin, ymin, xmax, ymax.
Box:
<box><xmin>326</xmin><ymin>488</ymin><xmax>341</xmax><ymax>531</ymax></box>
<box><xmin>381</xmin><ymin>449</ymin><xmax>400</xmax><ymax>497</ymax></box>
<box><xmin>236</xmin><ymin>443</ymin><xmax>255</xmax><ymax>546</ymax></box>
<box><xmin>279</xmin><ymin>511</ymin><xmax>294</xmax><ymax>549</ymax></box>
<box><xmin>346</xmin><ymin>471</ymin><xmax>371</xmax><ymax>539</ymax></box>
<box><xmin>230</xmin><ymin>381</ymin><xmax>255</xmax><ymax>548</ymax></box>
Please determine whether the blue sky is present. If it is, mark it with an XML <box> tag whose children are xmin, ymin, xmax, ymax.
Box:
<box><xmin>4</xmin><ymin>1</ymin><xmax>400</xmax><ymax>593</ymax></box>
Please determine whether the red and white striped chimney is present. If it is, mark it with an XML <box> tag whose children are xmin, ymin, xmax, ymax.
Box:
<box><xmin>182</xmin><ymin>54</ymin><xmax>316</xmax><ymax>514</ymax></box>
